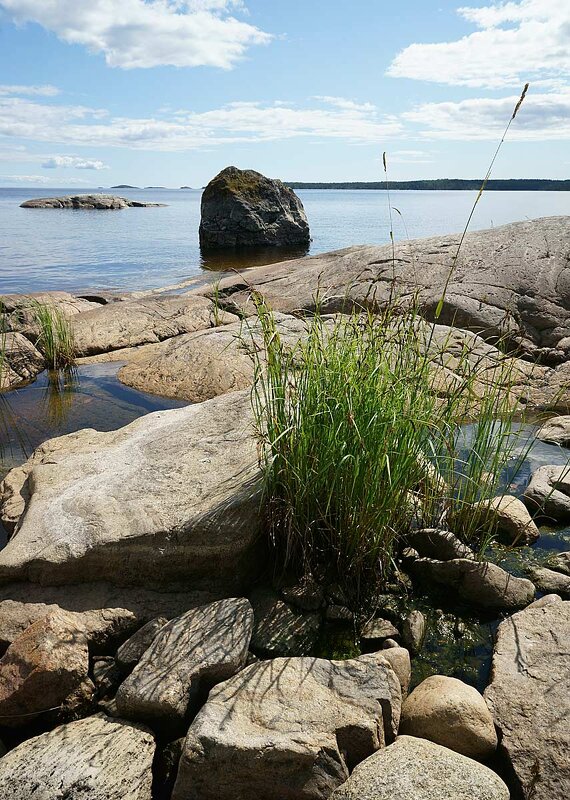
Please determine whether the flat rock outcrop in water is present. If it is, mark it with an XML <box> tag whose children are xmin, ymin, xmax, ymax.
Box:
<box><xmin>20</xmin><ymin>194</ymin><xmax>166</xmax><ymax>209</ymax></box>
<box><xmin>199</xmin><ymin>166</ymin><xmax>310</xmax><ymax>248</ymax></box>
<box><xmin>204</xmin><ymin>216</ymin><xmax>570</xmax><ymax>364</ymax></box>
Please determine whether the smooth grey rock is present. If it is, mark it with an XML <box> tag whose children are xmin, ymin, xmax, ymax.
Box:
<box><xmin>206</xmin><ymin>216</ymin><xmax>570</xmax><ymax>365</ymax></box>
<box><xmin>472</xmin><ymin>495</ymin><xmax>540</xmax><ymax>545</ymax></box>
<box><xmin>72</xmin><ymin>294</ymin><xmax>235</xmax><ymax>357</ymax></box>
<box><xmin>1</xmin><ymin>291</ymin><xmax>100</xmax><ymax>333</ymax></box>
<box><xmin>360</xmin><ymin>618</ymin><xmax>400</xmax><ymax>644</ymax></box>
<box><xmin>400</xmin><ymin>675</ymin><xmax>497</xmax><ymax>760</ymax></box>
<box><xmin>402</xmin><ymin>610</ymin><xmax>426</xmax><ymax>654</ymax></box>
<box><xmin>118</xmin><ymin>311</ymin><xmax>320</xmax><ymax>403</ymax></box>
<box><xmin>406</xmin><ymin>528</ymin><xmax>474</xmax><ymax>561</ymax></box>
<box><xmin>0</xmin><ymin>390</ymin><xmax>263</xmax><ymax>590</ymax></box>
<box><xmin>484</xmin><ymin>599</ymin><xmax>570</xmax><ymax>800</ymax></box>
<box><xmin>0</xmin><ymin>610</ymin><xmax>92</xmax><ymax>728</ymax></box>
<box><xmin>116</xmin><ymin>599</ymin><xmax>253</xmax><ymax>727</ymax></box>
<box><xmin>409</xmin><ymin>557</ymin><xmax>535</xmax><ymax>610</ymax></box>
<box><xmin>378</xmin><ymin>645</ymin><xmax>411</xmax><ymax>696</ymax></box>
<box><xmin>116</xmin><ymin>617</ymin><xmax>168</xmax><ymax>670</ymax></box>
<box><xmin>523</xmin><ymin>464</ymin><xmax>570</xmax><ymax>523</ymax></box>
<box><xmin>20</xmin><ymin>193</ymin><xmax>165</xmax><ymax>209</ymax></box>
<box><xmin>536</xmin><ymin>415</ymin><xmax>570</xmax><ymax>446</ymax></box>
<box><xmin>199</xmin><ymin>166</ymin><xmax>310</xmax><ymax>248</ymax></box>
<box><xmin>0</xmin><ymin>714</ymin><xmax>155</xmax><ymax>799</ymax></box>
<box><xmin>173</xmin><ymin>652</ymin><xmax>401</xmax><ymax>800</ymax></box>
<box><xmin>527</xmin><ymin>593</ymin><xmax>562</xmax><ymax>609</ymax></box>
<box><xmin>250</xmin><ymin>588</ymin><xmax>320</xmax><ymax>657</ymax></box>
<box><xmin>329</xmin><ymin>735</ymin><xmax>510</xmax><ymax>800</ymax></box>
<box><xmin>528</xmin><ymin>567</ymin><xmax>570</xmax><ymax>597</ymax></box>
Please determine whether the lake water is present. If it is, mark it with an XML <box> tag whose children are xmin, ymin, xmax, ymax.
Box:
<box><xmin>0</xmin><ymin>187</ymin><xmax>568</xmax><ymax>294</ymax></box>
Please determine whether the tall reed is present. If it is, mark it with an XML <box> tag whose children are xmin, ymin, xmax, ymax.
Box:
<box><xmin>29</xmin><ymin>301</ymin><xmax>76</xmax><ymax>369</ymax></box>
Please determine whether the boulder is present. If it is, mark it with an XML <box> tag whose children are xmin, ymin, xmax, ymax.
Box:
<box><xmin>0</xmin><ymin>332</ymin><xmax>44</xmax><ymax>389</ymax></box>
<box><xmin>405</xmin><ymin>528</ymin><xmax>474</xmax><ymax>561</ymax></box>
<box><xmin>402</xmin><ymin>610</ymin><xmax>426</xmax><ymax>655</ymax></box>
<box><xmin>281</xmin><ymin>578</ymin><xmax>324</xmax><ymax>611</ymax></box>
<box><xmin>0</xmin><ymin>714</ymin><xmax>155</xmax><ymax>799</ymax></box>
<box><xmin>484</xmin><ymin>598</ymin><xmax>570</xmax><ymax>800</ymax></box>
<box><xmin>199</xmin><ymin>166</ymin><xmax>310</xmax><ymax>249</ymax></box>
<box><xmin>523</xmin><ymin>464</ymin><xmax>570</xmax><ymax>522</ymax></box>
<box><xmin>472</xmin><ymin>496</ymin><xmax>540</xmax><ymax>545</ymax></box>
<box><xmin>115</xmin><ymin>599</ymin><xmax>253</xmax><ymax>728</ymax></box>
<box><xmin>20</xmin><ymin>193</ymin><xmax>165</xmax><ymax>209</ymax></box>
<box><xmin>360</xmin><ymin>618</ymin><xmax>400</xmax><ymax>645</ymax></box>
<box><xmin>172</xmin><ymin>652</ymin><xmax>401</xmax><ymax>800</ymax></box>
<box><xmin>202</xmin><ymin>216</ymin><xmax>570</xmax><ymax>364</ymax></box>
<box><xmin>0</xmin><ymin>291</ymin><xmax>100</xmax><ymax>332</ymax></box>
<box><xmin>0</xmin><ymin>390</ymin><xmax>263</xmax><ymax>590</ymax></box>
<box><xmin>116</xmin><ymin>617</ymin><xmax>168</xmax><ymax>670</ymax></box>
<box><xmin>0</xmin><ymin>599</ymin><xmax>137</xmax><ymax>654</ymax></box>
<box><xmin>329</xmin><ymin>736</ymin><xmax>510</xmax><ymax>800</ymax></box>
<box><xmin>118</xmin><ymin>312</ymin><xmax>320</xmax><ymax>402</ymax></box>
<box><xmin>536</xmin><ymin>415</ymin><xmax>570</xmax><ymax>446</ymax></box>
<box><xmin>72</xmin><ymin>294</ymin><xmax>236</xmax><ymax>357</ymax></box>
<box><xmin>0</xmin><ymin>609</ymin><xmax>93</xmax><ymax>727</ymax></box>
<box><xmin>409</xmin><ymin>557</ymin><xmax>535</xmax><ymax>610</ymax></box>
<box><xmin>0</xmin><ymin>582</ymin><xmax>218</xmax><ymax>650</ymax></box>
<box><xmin>528</xmin><ymin>567</ymin><xmax>570</xmax><ymax>598</ymax></box>
<box><xmin>400</xmin><ymin>675</ymin><xmax>497</xmax><ymax>760</ymax></box>
<box><xmin>379</xmin><ymin>644</ymin><xmax>411</xmax><ymax>697</ymax></box>
<box><xmin>250</xmin><ymin>588</ymin><xmax>320</xmax><ymax>657</ymax></box>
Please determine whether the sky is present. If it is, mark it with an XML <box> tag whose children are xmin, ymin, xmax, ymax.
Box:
<box><xmin>0</xmin><ymin>0</ymin><xmax>568</xmax><ymax>187</ymax></box>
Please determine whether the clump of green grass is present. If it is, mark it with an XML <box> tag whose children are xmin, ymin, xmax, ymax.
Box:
<box><xmin>29</xmin><ymin>301</ymin><xmax>76</xmax><ymax>369</ymax></box>
<box><xmin>248</xmin><ymin>293</ymin><xmax>537</xmax><ymax>608</ymax></box>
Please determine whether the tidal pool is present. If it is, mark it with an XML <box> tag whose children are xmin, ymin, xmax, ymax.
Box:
<box><xmin>0</xmin><ymin>362</ymin><xmax>188</xmax><ymax>545</ymax></box>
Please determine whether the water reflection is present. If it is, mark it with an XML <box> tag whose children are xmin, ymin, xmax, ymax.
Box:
<box><xmin>0</xmin><ymin>362</ymin><xmax>187</xmax><ymax>481</ymax></box>
<box><xmin>200</xmin><ymin>243</ymin><xmax>310</xmax><ymax>273</ymax></box>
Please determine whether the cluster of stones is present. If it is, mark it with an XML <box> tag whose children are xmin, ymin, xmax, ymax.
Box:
<box><xmin>1</xmin><ymin>215</ymin><xmax>570</xmax><ymax>797</ymax></box>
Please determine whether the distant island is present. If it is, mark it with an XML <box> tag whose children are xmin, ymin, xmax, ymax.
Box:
<box><xmin>286</xmin><ymin>179</ymin><xmax>570</xmax><ymax>191</ymax></box>
<box><xmin>110</xmin><ymin>184</ymin><xmax>140</xmax><ymax>189</ymax></box>
<box><xmin>144</xmin><ymin>186</ymin><xmax>168</xmax><ymax>189</ymax></box>
<box><xmin>180</xmin><ymin>186</ymin><xmax>193</xmax><ymax>189</ymax></box>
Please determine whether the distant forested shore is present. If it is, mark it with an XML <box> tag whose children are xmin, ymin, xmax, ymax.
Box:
<box><xmin>286</xmin><ymin>179</ymin><xmax>570</xmax><ymax>191</ymax></box>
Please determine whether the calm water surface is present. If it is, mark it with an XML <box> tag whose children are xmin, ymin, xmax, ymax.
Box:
<box><xmin>1</xmin><ymin>187</ymin><xmax>568</xmax><ymax>293</ymax></box>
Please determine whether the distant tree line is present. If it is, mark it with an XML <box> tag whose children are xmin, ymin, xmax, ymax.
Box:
<box><xmin>286</xmin><ymin>179</ymin><xmax>570</xmax><ymax>191</ymax></box>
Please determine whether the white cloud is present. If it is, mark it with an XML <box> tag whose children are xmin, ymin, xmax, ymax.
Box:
<box><xmin>387</xmin><ymin>149</ymin><xmax>434</xmax><ymax>164</ymax></box>
<box><xmin>0</xmin><ymin>93</ymin><xmax>403</xmax><ymax>151</ymax></box>
<box><xmin>387</xmin><ymin>0</ymin><xmax>570</xmax><ymax>89</ymax></box>
<box><xmin>403</xmin><ymin>88</ymin><xmax>570</xmax><ymax>140</ymax></box>
<box><xmin>42</xmin><ymin>155</ymin><xmax>108</xmax><ymax>169</ymax></box>
<box><xmin>0</xmin><ymin>0</ymin><xmax>271</xmax><ymax>70</ymax></box>
<box><xmin>0</xmin><ymin>84</ymin><xmax>60</xmax><ymax>96</ymax></box>
<box><xmin>313</xmin><ymin>96</ymin><xmax>377</xmax><ymax>113</ymax></box>
<box><xmin>0</xmin><ymin>173</ymin><xmax>89</xmax><ymax>185</ymax></box>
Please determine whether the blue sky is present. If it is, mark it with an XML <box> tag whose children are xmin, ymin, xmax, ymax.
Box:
<box><xmin>0</xmin><ymin>0</ymin><xmax>568</xmax><ymax>187</ymax></box>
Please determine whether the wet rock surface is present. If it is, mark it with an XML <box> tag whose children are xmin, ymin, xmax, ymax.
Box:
<box><xmin>199</xmin><ymin>166</ymin><xmax>310</xmax><ymax>249</ymax></box>
<box><xmin>484</xmin><ymin>598</ymin><xmax>570</xmax><ymax>800</ymax></box>
<box><xmin>329</xmin><ymin>735</ymin><xmax>510</xmax><ymax>800</ymax></box>
<box><xmin>115</xmin><ymin>598</ymin><xmax>253</xmax><ymax>728</ymax></box>
<box><xmin>173</xmin><ymin>652</ymin><xmax>401</xmax><ymax>800</ymax></box>
<box><xmin>0</xmin><ymin>714</ymin><xmax>155</xmax><ymax>799</ymax></box>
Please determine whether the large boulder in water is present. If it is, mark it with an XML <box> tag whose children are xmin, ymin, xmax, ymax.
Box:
<box><xmin>199</xmin><ymin>166</ymin><xmax>310</xmax><ymax>249</ymax></box>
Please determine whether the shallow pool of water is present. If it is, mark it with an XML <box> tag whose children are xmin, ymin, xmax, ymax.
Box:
<box><xmin>0</xmin><ymin>362</ymin><xmax>188</xmax><ymax>544</ymax></box>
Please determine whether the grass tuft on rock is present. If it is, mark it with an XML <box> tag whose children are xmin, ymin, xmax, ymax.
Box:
<box><xmin>248</xmin><ymin>294</ymin><xmax>534</xmax><ymax>608</ymax></box>
<box><xmin>29</xmin><ymin>301</ymin><xmax>76</xmax><ymax>369</ymax></box>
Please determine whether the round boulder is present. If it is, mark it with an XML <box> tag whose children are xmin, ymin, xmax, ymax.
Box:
<box><xmin>399</xmin><ymin>675</ymin><xmax>498</xmax><ymax>760</ymax></box>
<box><xmin>199</xmin><ymin>166</ymin><xmax>310</xmax><ymax>248</ymax></box>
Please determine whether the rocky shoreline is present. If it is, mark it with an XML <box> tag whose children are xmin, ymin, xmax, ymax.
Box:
<box><xmin>0</xmin><ymin>216</ymin><xmax>569</xmax><ymax>798</ymax></box>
